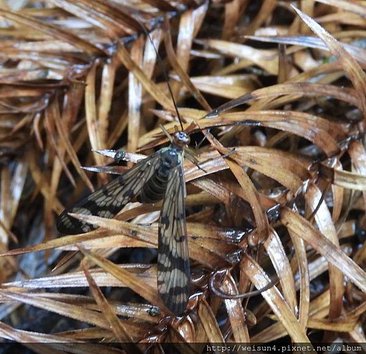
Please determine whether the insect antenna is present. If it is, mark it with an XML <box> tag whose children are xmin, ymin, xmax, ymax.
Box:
<box><xmin>138</xmin><ymin>18</ymin><xmax>219</xmax><ymax>152</ymax></box>
<box><xmin>137</xmin><ymin>19</ymin><xmax>184</xmax><ymax>131</ymax></box>
<box><xmin>138</xmin><ymin>19</ymin><xmax>219</xmax><ymax>179</ymax></box>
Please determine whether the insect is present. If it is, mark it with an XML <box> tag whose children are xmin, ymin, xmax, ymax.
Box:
<box><xmin>57</xmin><ymin>129</ymin><xmax>192</xmax><ymax>315</ymax></box>
<box><xmin>56</xmin><ymin>20</ymin><xmax>209</xmax><ymax>315</ymax></box>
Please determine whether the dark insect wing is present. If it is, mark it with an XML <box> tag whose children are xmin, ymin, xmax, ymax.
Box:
<box><xmin>157</xmin><ymin>161</ymin><xmax>190</xmax><ymax>315</ymax></box>
<box><xmin>57</xmin><ymin>153</ymin><xmax>162</xmax><ymax>234</ymax></box>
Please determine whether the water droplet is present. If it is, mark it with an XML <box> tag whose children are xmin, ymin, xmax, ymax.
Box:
<box><xmin>224</xmin><ymin>227</ymin><xmax>253</xmax><ymax>243</ymax></box>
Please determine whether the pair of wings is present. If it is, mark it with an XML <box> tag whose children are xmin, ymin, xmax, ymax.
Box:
<box><xmin>56</xmin><ymin>150</ymin><xmax>190</xmax><ymax>315</ymax></box>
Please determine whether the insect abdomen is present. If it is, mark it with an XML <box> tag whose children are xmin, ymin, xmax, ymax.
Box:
<box><xmin>138</xmin><ymin>148</ymin><xmax>181</xmax><ymax>203</ymax></box>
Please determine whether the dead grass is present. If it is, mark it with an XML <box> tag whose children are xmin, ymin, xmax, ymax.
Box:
<box><xmin>0</xmin><ymin>0</ymin><xmax>365</xmax><ymax>352</ymax></box>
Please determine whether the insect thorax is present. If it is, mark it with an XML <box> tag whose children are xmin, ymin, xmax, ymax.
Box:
<box><xmin>137</xmin><ymin>147</ymin><xmax>182</xmax><ymax>204</ymax></box>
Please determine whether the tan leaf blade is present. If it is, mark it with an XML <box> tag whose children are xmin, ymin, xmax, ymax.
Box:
<box><xmin>78</xmin><ymin>246</ymin><xmax>169</xmax><ymax>314</ymax></box>
<box><xmin>281</xmin><ymin>208</ymin><xmax>366</xmax><ymax>293</ymax></box>
<box><xmin>81</xmin><ymin>261</ymin><xmax>134</xmax><ymax>343</ymax></box>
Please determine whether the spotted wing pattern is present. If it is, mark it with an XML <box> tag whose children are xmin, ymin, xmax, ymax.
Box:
<box><xmin>157</xmin><ymin>162</ymin><xmax>190</xmax><ymax>315</ymax></box>
<box><xmin>57</xmin><ymin>153</ymin><xmax>161</xmax><ymax>234</ymax></box>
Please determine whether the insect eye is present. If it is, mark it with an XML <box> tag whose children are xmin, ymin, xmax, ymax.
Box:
<box><xmin>174</xmin><ymin>132</ymin><xmax>190</xmax><ymax>145</ymax></box>
<box><xmin>114</xmin><ymin>149</ymin><xmax>126</xmax><ymax>165</ymax></box>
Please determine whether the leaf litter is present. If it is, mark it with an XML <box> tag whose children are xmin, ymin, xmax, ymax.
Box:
<box><xmin>0</xmin><ymin>0</ymin><xmax>365</xmax><ymax>351</ymax></box>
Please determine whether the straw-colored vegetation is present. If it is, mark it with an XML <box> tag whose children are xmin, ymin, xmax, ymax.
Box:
<box><xmin>0</xmin><ymin>0</ymin><xmax>365</xmax><ymax>352</ymax></box>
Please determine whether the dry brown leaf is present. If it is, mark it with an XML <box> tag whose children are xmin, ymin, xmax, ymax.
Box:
<box><xmin>281</xmin><ymin>208</ymin><xmax>366</xmax><ymax>293</ymax></box>
<box><xmin>81</xmin><ymin>261</ymin><xmax>134</xmax><ymax>343</ymax></box>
